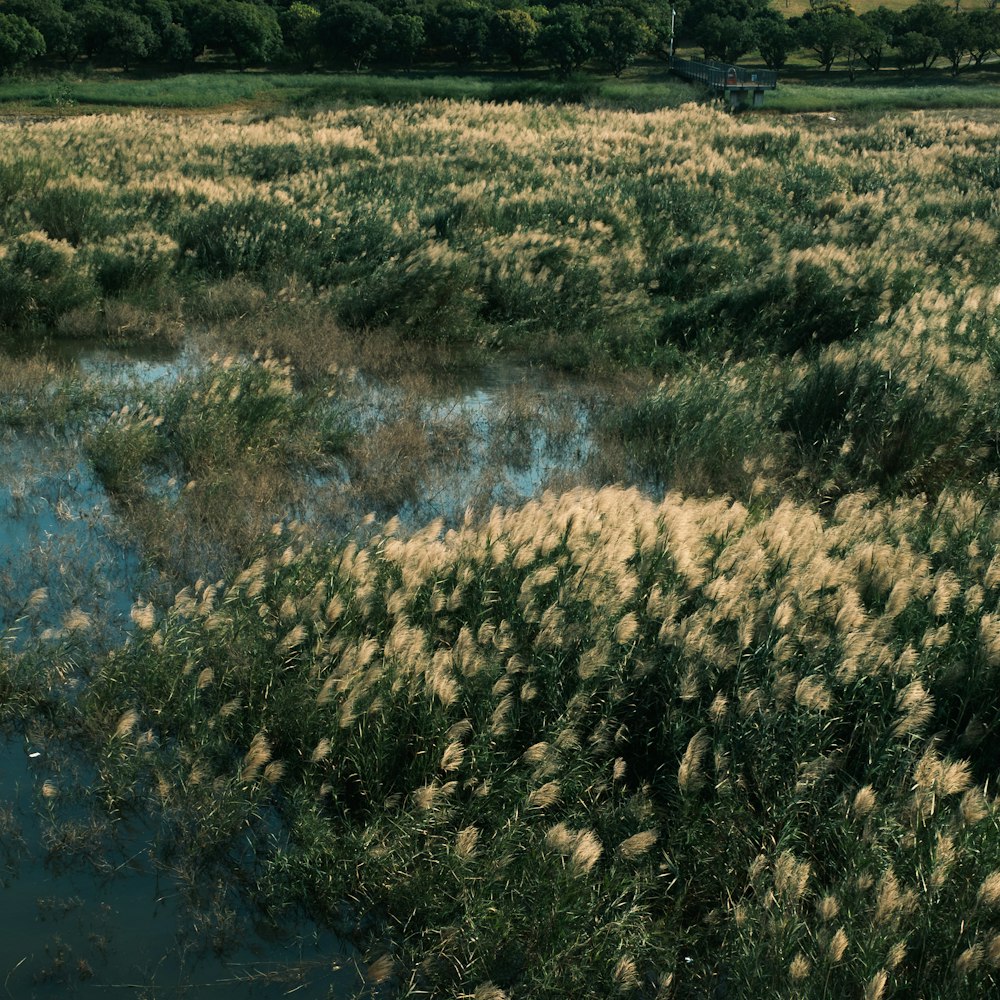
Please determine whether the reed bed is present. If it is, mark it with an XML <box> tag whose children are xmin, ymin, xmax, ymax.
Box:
<box><xmin>80</xmin><ymin>484</ymin><xmax>1000</xmax><ymax>997</ymax></box>
<box><xmin>2</xmin><ymin>102</ymin><xmax>1000</xmax><ymax>996</ymax></box>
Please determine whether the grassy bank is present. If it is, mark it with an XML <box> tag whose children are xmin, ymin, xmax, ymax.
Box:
<box><xmin>1</xmin><ymin>67</ymin><xmax>999</xmax><ymax>118</ymax></box>
<box><xmin>0</xmin><ymin>69</ymin><xmax>701</xmax><ymax>115</ymax></box>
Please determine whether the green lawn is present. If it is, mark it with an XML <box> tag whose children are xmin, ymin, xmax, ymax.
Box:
<box><xmin>0</xmin><ymin>64</ymin><xmax>997</xmax><ymax>117</ymax></box>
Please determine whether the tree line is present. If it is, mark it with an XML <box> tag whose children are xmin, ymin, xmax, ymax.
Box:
<box><xmin>0</xmin><ymin>0</ymin><xmax>998</xmax><ymax>78</ymax></box>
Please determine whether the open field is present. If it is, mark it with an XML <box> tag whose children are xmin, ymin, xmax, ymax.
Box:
<box><xmin>3</xmin><ymin>102</ymin><xmax>1000</xmax><ymax>996</ymax></box>
<box><xmin>1</xmin><ymin>62</ymin><xmax>999</xmax><ymax>118</ymax></box>
<box><xmin>772</xmin><ymin>0</ymin><xmax>992</xmax><ymax>16</ymax></box>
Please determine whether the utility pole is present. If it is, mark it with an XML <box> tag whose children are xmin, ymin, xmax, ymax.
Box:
<box><xmin>669</xmin><ymin>6</ymin><xmax>677</xmax><ymax>62</ymax></box>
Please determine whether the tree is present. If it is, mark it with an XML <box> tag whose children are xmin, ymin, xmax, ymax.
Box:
<box><xmin>159</xmin><ymin>20</ymin><xmax>193</xmax><ymax>64</ymax></box>
<box><xmin>2</xmin><ymin>0</ymin><xmax>74</xmax><ymax>62</ymax></box>
<box><xmin>588</xmin><ymin>5</ymin><xmax>653</xmax><ymax>77</ymax></box>
<box><xmin>383</xmin><ymin>13</ymin><xmax>426</xmax><ymax>69</ymax></box>
<box><xmin>688</xmin><ymin>0</ymin><xmax>769</xmax><ymax>62</ymax></box>
<box><xmin>0</xmin><ymin>12</ymin><xmax>46</xmax><ymax>72</ymax></box>
<box><xmin>968</xmin><ymin>9</ymin><xmax>1000</xmax><ymax>66</ymax></box>
<box><xmin>318</xmin><ymin>0</ymin><xmax>389</xmax><ymax>70</ymax></box>
<box><xmin>203</xmin><ymin>1</ymin><xmax>282</xmax><ymax>67</ymax></box>
<box><xmin>896</xmin><ymin>0</ymin><xmax>949</xmax><ymax>68</ymax></box>
<box><xmin>489</xmin><ymin>8</ymin><xmax>539</xmax><ymax>70</ymax></box>
<box><xmin>280</xmin><ymin>2</ymin><xmax>321</xmax><ymax>66</ymax></box>
<box><xmin>754</xmin><ymin>10</ymin><xmax>796</xmax><ymax>70</ymax></box>
<box><xmin>538</xmin><ymin>4</ymin><xmax>592</xmax><ymax>78</ymax></box>
<box><xmin>938</xmin><ymin>11</ymin><xmax>974</xmax><ymax>74</ymax></box>
<box><xmin>857</xmin><ymin>7</ymin><xmax>896</xmax><ymax>71</ymax></box>
<box><xmin>795</xmin><ymin>1</ymin><xmax>857</xmax><ymax>73</ymax></box>
<box><xmin>428</xmin><ymin>1</ymin><xmax>490</xmax><ymax>66</ymax></box>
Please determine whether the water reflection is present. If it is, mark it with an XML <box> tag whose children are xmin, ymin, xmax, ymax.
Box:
<box><xmin>0</xmin><ymin>735</ymin><xmax>360</xmax><ymax>999</ymax></box>
<box><xmin>0</xmin><ymin>432</ymin><xmax>146</xmax><ymax>645</ymax></box>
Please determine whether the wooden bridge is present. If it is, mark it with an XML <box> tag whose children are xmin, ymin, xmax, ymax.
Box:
<box><xmin>670</xmin><ymin>57</ymin><xmax>778</xmax><ymax>108</ymax></box>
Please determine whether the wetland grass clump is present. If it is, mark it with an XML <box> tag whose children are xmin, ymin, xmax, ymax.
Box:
<box><xmin>83</xmin><ymin>353</ymin><xmax>350</xmax><ymax>576</ymax></box>
<box><xmin>80</xmin><ymin>486</ymin><xmax>1000</xmax><ymax>998</ymax></box>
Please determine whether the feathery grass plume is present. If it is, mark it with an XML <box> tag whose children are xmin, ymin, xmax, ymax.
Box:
<box><xmin>570</xmin><ymin>829</ymin><xmax>603</xmax><ymax>876</ymax></box>
<box><xmin>615</xmin><ymin>611</ymin><xmax>639</xmax><ymax>646</ymax></box>
<box><xmin>985</xmin><ymin>552</ymin><xmax>1000</xmax><ymax>591</ymax></box>
<box><xmin>522</xmin><ymin>742</ymin><xmax>550</xmax><ymax>765</ymax></box>
<box><xmin>446</xmin><ymin>719</ymin><xmax>473</xmax><ymax>743</ymax></box>
<box><xmin>931</xmin><ymin>833</ymin><xmax>956</xmax><ymax>891</ymax></box>
<box><xmin>241</xmin><ymin>731</ymin><xmax>272</xmax><ymax>782</ymax></box>
<box><xmin>578</xmin><ymin>644</ymin><xmax>608</xmax><ymax>681</ymax></box>
<box><xmin>618</xmin><ymin>829</ymin><xmax>658</xmax><ymax>860</ymax></box>
<box><xmin>413</xmin><ymin>781</ymin><xmax>438</xmax><ymax>811</ymax></box>
<box><xmin>955</xmin><ymin>945</ymin><xmax>983</xmax><ymax>975</ymax></box>
<box><xmin>977</xmin><ymin>871</ymin><xmax>1000</xmax><ymax>908</ymax></box>
<box><xmin>613</xmin><ymin>956</ymin><xmax>640</xmax><ymax>992</ymax></box>
<box><xmin>455</xmin><ymin>825</ymin><xmax>479</xmax><ymax>861</ymax></box>
<box><xmin>26</xmin><ymin>587</ymin><xmax>48</xmax><ymax>611</ymax></box>
<box><xmin>887</xmin><ymin>941</ymin><xmax>906</xmax><ymax>970</ymax></box>
<box><xmin>196</xmin><ymin>667</ymin><xmax>214</xmax><ymax>690</ymax></box>
<box><xmin>491</xmin><ymin>693</ymin><xmax>514</xmax><ymax>736</ymax></box>
<box><xmin>130</xmin><ymin>602</ymin><xmax>156</xmax><ymax>631</ymax></box>
<box><xmin>263</xmin><ymin>761</ymin><xmax>285</xmax><ymax>784</ymax></box>
<box><xmin>930</xmin><ymin>569</ymin><xmax>961</xmax><ymax>618</ymax></box>
<box><xmin>708</xmin><ymin>693</ymin><xmax>728</xmax><ymax>723</ymax></box>
<box><xmin>613</xmin><ymin>757</ymin><xmax>627</xmax><ymax>782</ymax></box>
<box><xmin>310</xmin><ymin>738</ymin><xmax>331</xmax><ymax>763</ymax></box>
<box><xmin>324</xmin><ymin>594</ymin><xmax>345</xmax><ymax>624</ymax></box>
<box><xmin>219</xmin><ymin>695</ymin><xmax>243</xmax><ymax>719</ymax></box>
<box><xmin>829</xmin><ymin>928</ymin><xmax>848</xmax><ymax>963</ymax></box>
<box><xmin>874</xmin><ymin>868</ymin><xmax>914</xmax><ymax>926</ymax></box>
<box><xmin>527</xmin><ymin>781</ymin><xmax>561</xmax><ymax>809</ymax></box>
<box><xmin>546</xmin><ymin>822</ymin><xmax>577</xmax><ymax>854</ymax></box>
<box><xmin>41</xmin><ymin>780</ymin><xmax>58</xmax><ymax>799</ymax></box>
<box><xmin>978</xmin><ymin>613</ymin><xmax>1000</xmax><ymax>667</ymax></box>
<box><xmin>853</xmin><ymin>785</ymin><xmax>878</xmax><ymax>818</ymax></box>
<box><xmin>366</xmin><ymin>954</ymin><xmax>395</xmax><ymax>985</ymax></box>
<box><xmin>818</xmin><ymin>894</ymin><xmax>839</xmax><ymax>921</ymax></box>
<box><xmin>472</xmin><ymin>984</ymin><xmax>508</xmax><ymax>1000</ymax></box>
<box><xmin>961</xmin><ymin>787</ymin><xmax>989</xmax><ymax>826</ymax></box>
<box><xmin>63</xmin><ymin>608</ymin><xmax>93</xmax><ymax>633</ymax></box>
<box><xmin>864</xmin><ymin>970</ymin><xmax>888</xmax><ymax>1000</ymax></box>
<box><xmin>678</xmin><ymin>729</ymin><xmax>710</xmax><ymax>794</ymax></box>
<box><xmin>774</xmin><ymin>851</ymin><xmax>811</xmax><ymax>906</ymax></box>
<box><xmin>277</xmin><ymin>623</ymin><xmax>307</xmax><ymax>657</ymax></box>
<box><xmin>114</xmin><ymin>708</ymin><xmax>140</xmax><ymax>740</ymax></box>
<box><xmin>987</xmin><ymin>934</ymin><xmax>1000</xmax><ymax>968</ymax></box>
<box><xmin>795</xmin><ymin>675</ymin><xmax>832</xmax><ymax>713</ymax></box>
<box><xmin>789</xmin><ymin>954</ymin><xmax>810</xmax><ymax>981</ymax></box>
<box><xmin>892</xmin><ymin>680</ymin><xmax>934</xmax><ymax>737</ymax></box>
<box><xmin>439</xmin><ymin>741</ymin><xmax>465</xmax><ymax>773</ymax></box>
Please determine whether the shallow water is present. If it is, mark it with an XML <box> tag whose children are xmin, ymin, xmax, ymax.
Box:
<box><xmin>0</xmin><ymin>734</ymin><xmax>360</xmax><ymax>999</ymax></box>
<box><xmin>324</xmin><ymin>361</ymin><xmax>598</xmax><ymax>530</ymax></box>
<box><xmin>41</xmin><ymin>338</ymin><xmax>197</xmax><ymax>387</ymax></box>
<box><xmin>0</xmin><ymin>431</ymin><xmax>147</xmax><ymax>645</ymax></box>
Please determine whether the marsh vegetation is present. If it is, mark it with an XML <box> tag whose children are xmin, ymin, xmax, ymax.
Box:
<box><xmin>3</xmin><ymin>102</ymin><xmax>1000</xmax><ymax>997</ymax></box>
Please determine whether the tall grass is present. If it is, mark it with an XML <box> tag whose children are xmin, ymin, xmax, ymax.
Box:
<box><xmin>80</xmin><ymin>484</ymin><xmax>1000</xmax><ymax>998</ymax></box>
<box><xmin>3</xmin><ymin>100</ymin><xmax>1000</xmax><ymax>998</ymax></box>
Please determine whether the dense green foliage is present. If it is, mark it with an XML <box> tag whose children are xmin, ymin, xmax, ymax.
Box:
<box><xmin>0</xmin><ymin>0</ymin><xmax>996</xmax><ymax>76</ymax></box>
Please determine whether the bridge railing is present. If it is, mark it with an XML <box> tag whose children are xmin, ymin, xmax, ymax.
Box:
<box><xmin>670</xmin><ymin>57</ymin><xmax>777</xmax><ymax>90</ymax></box>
